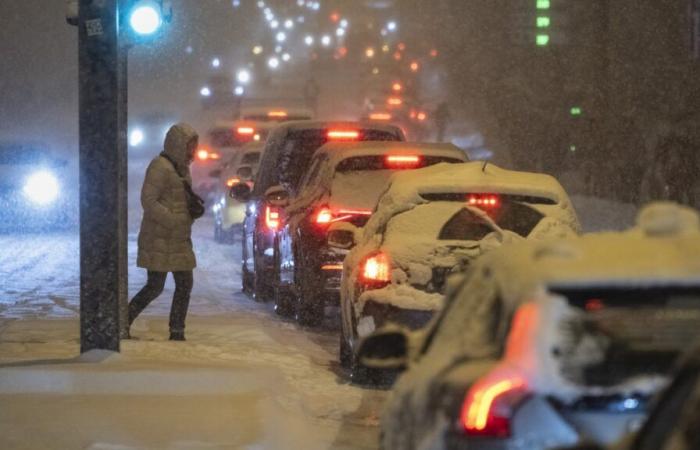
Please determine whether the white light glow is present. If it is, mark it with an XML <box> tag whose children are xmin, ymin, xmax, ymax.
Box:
<box><xmin>336</xmin><ymin>27</ymin><xmax>345</xmax><ymax>37</ymax></box>
<box><xmin>200</xmin><ymin>86</ymin><xmax>211</xmax><ymax>97</ymax></box>
<box><xmin>129</xmin><ymin>4</ymin><xmax>162</xmax><ymax>35</ymax></box>
<box><xmin>284</xmin><ymin>19</ymin><xmax>294</xmax><ymax>29</ymax></box>
<box><xmin>387</xmin><ymin>21</ymin><xmax>397</xmax><ymax>31</ymax></box>
<box><xmin>321</xmin><ymin>35</ymin><xmax>331</xmax><ymax>47</ymax></box>
<box><xmin>237</xmin><ymin>69</ymin><xmax>251</xmax><ymax>84</ymax></box>
<box><xmin>129</xmin><ymin>128</ymin><xmax>144</xmax><ymax>147</ymax></box>
<box><xmin>276</xmin><ymin>31</ymin><xmax>286</xmax><ymax>42</ymax></box>
<box><xmin>211</xmin><ymin>57</ymin><xmax>221</xmax><ymax>68</ymax></box>
<box><xmin>304</xmin><ymin>35</ymin><xmax>314</xmax><ymax>46</ymax></box>
<box><xmin>340</xmin><ymin>19</ymin><xmax>348</xmax><ymax>28</ymax></box>
<box><xmin>282</xmin><ymin>52</ymin><xmax>291</xmax><ymax>61</ymax></box>
<box><xmin>268</xmin><ymin>57</ymin><xmax>280</xmax><ymax>69</ymax></box>
<box><xmin>234</xmin><ymin>86</ymin><xmax>245</xmax><ymax>96</ymax></box>
<box><xmin>23</xmin><ymin>171</ymin><xmax>59</xmax><ymax>205</ymax></box>
<box><xmin>270</xmin><ymin>20</ymin><xmax>279</xmax><ymax>29</ymax></box>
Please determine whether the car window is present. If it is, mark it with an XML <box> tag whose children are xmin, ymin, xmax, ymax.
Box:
<box><xmin>241</xmin><ymin>152</ymin><xmax>260</xmax><ymax>165</ymax></box>
<box><xmin>438</xmin><ymin>208</ymin><xmax>497</xmax><ymax>241</ymax></box>
<box><xmin>299</xmin><ymin>155</ymin><xmax>326</xmax><ymax>192</ymax></box>
<box><xmin>439</xmin><ymin>202</ymin><xmax>545</xmax><ymax>240</ymax></box>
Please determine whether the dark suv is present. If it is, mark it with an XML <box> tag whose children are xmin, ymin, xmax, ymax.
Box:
<box><xmin>230</xmin><ymin>121</ymin><xmax>404</xmax><ymax>301</ymax></box>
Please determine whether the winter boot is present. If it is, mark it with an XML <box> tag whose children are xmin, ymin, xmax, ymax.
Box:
<box><xmin>169</xmin><ymin>331</ymin><xmax>186</xmax><ymax>341</ymax></box>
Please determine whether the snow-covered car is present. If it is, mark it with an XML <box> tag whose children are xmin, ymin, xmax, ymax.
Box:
<box><xmin>339</xmin><ymin>162</ymin><xmax>580</xmax><ymax>378</ymax></box>
<box><xmin>559</xmin><ymin>344</ymin><xmax>700</xmax><ymax>450</ymax></box>
<box><xmin>229</xmin><ymin>121</ymin><xmax>405</xmax><ymax>300</ymax></box>
<box><xmin>273</xmin><ymin>142</ymin><xmax>467</xmax><ymax>325</ymax></box>
<box><xmin>0</xmin><ymin>142</ymin><xmax>77</xmax><ymax>231</ymax></box>
<box><xmin>359</xmin><ymin>203</ymin><xmax>700</xmax><ymax>450</ymax></box>
<box><xmin>212</xmin><ymin>142</ymin><xmax>264</xmax><ymax>243</ymax></box>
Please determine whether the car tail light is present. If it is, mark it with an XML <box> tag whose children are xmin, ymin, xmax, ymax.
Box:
<box><xmin>196</xmin><ymin>149</ymin><xmax>209</xmax><ymax>161</ymax></box>
<box><xmin>387</xmin><ymin>97</ymin><xmax>403</xmax><ymax>106</ymax></box>
<box><xmin>268</xmin><ymin>110</ymin><xmax>288</xmax><ymax>118</ymax></box>
<box><xmin>226</xmin><ymin>177</ymin><xmax>241</xmax><ymax>187</ymax></box>
<box><xmin>467</xmin><ymin>194</ymin><xmax>500</xmax><ymax>208</ymax></box>
<box><xmin>460</xmin><ymin>375</ymin><xmax>529</xmax><ymax>438</ymax></box>
<box><xmin>316</xmin><ymin>207</ymin><xmax>333</xmax><ymax>224</ymax></box>
<box><xmin>208</xmin><ymin>152</ymin><xmax>221</xmax><ymax>160</ymax></box>
<box><xmin>385</xmin><ymin>155</ymin><xmax>422</xmax><ymax>168</ymax></box>
<box><xmin>417</xmin><ymin>112</ymin><xmax>427</xmax><ymax>121</ymax></box>
<box><xmin>265</xmin><ymin>205</ymin><xmax>281</xmax><ymax>231</ymax></box>
<box><xmin>237</xmin><ymin>126</ymin><xmax>255</xmax><ymax>135</ymax></box>
<box><xmin>369</xmin><ymin>112</ymin><xmax>392</xmax><ymax>121</ymax></box>
<box><xmin>327</xmin><ymin>130</ymin><xmax>359</xmax><ymax>140</ymax></box>
<box><xmin>360</xmin><ymin>252</ymin><xmax>391</xmax><ymax>286</ymax></box>
<box><xmin>315</xmin><ymin>207</ymin><xmax>371</xmax><ymax>226</ymax></box>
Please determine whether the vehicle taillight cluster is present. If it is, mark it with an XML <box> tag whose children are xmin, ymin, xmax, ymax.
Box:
<box><xmin>197</xmin><ymin>149</ymin><xmax>221</xmax><ymax>162</ymax></box>
<box><xmin>315</xmin><ymin>207</ymin><xmax>372</xmax><ymax>226</ymax></box>
<box><xmin>460</xmin><ymin>375</ymin><xmax>529</xmax><ymax>438</ymax></box>
<box><xmin>360</xmin><ymin>252</ymin><xmax>391</xmax><ymax>287</ymax></box>
<box><xmin>265</xmin><ymin>205</ymin><xmax>281</xmax><ymax>231</ymax></box>
<box><xmin>327</xmin><ymin>129</ymin><xmax>360</xmax><ymax>140</ymax></box>
<box><xmin>226</xmin><ymin>177</ymin><xmax>241</xmax><ymax>187</ymax></box>
<box><xmin>237</xmin><ymin>126</ymin><xmax>255</xmax><ymax>135</ymax></box>
<box><xmin>467</xmin><ymin>194</ymin><xmax>500</xmax><ymax>208</ymax></box>
<box><xmin>385</xmin><ymin>155</ymin><xmax>421</xmax><ymax>168</ymax></box>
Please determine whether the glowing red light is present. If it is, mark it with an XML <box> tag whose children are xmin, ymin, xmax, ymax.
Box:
<box><xmin>330</xmin><ymin>12</ymin><xmax>340</xmax><ymax>22</ymax></box>
<box><xmin>417</xmin><ymin>112</ymin><xmax>427</xmax><ymax>121</ymax></box>
<box><xmin>461</xmin><ymin>376</ymin><xmax>528</xmax><ymax>437</ymax></box>
<box><xmin>197</xmin><ymin>149</ymin><xmax>209</xmax><ymax>161</ymax></box>
<box><xmin>585</xmin><ymin>299</ymin><xmax>605</xmax><ymax>311</ymax></box>
<box><xmin>410</xmin><ymin>61</ymin><xmax>420</xmax><ymax>72</ymax></box>
<box><xmin>392</xmin><ymin>82</ymin><xmax>402</xmax><ymax>92</ymax></box>
<box><xmin>467</xmin><ymin>194</ymin><xmax>500</xmax><ymax>208</ymax></box>
<box><xmin>316</xmin><ymin>208</ymin><xmax>333</xmax><ymax>224</ymax></box>
<box><xmin>226</xmin><ymin>177</ymin><xmax>241</xmax><ymax>187</ymax></box>
<box><xmin>386</xmin><ymin>155</ymin><xmax>421</xmax><ymax>167</ymax></box>
<box><xmin>327</xmin><ymin>130</ymin><xmax>359</xmax><ymax>140</ymax></box>
<box><xmin>265</xmin><ymin>206</ymin><xmax>281</xmax><ymax>230</ymax></box>
<box><xmin>237</xmin><ymin>127</ymin><xmax>255</xmax><ymax>135</ymax></box>
<box><xmin>387</xmin><ymin>97</ymin><xmax>403</xmax><ymax>106</ymax></box>
<box><xmin>369</xmin><ymin>112</ymin><xmax>392</xmax><ymax>121</ymax></box>
<box><xmin>267</xmin><ymin>111</ymin><xmax>287</xmax><ymax>118</ymax></box>
<box><xmin>362</xmin><ymin>253</ymin><xmax>390</xmax><ymax>283</ymax></box>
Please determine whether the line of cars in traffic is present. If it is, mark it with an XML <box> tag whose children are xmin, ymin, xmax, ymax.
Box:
<box><xmin>203</xmin><ymin>113</ymin><xmax>700</xmax><ymax>450</ymax></box>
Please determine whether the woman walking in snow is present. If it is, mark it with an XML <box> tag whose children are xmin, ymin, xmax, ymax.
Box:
<box><xmin>128</xmin><ymin>123</ymin><xmax>203</xmax><ymax>341</ymax></box>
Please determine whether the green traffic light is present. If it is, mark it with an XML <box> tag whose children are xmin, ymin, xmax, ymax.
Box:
<box><xmin>536</xmin><ymin>34</ymin><xmax>550</xmax><ymax>46</ymax></box>
<box><xmin>536</xmin><ymin>0</ymin><xmax>551</xmax><ymax>9</ymax></box>
<box><xmin>537</xmin><ymin>16</ymin><xmax>551</xmax><ymax>28</ymax></box>
<box><xmin>570</xmin><ymin>106</ymin><xmax>583</xmax><ymax>116</ymax></box>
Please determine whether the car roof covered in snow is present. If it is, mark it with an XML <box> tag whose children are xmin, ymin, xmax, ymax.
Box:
<box><xmin>313</xmin><ymin>142</ymin><xmax>467</xmax><ymax>167</ymax></box>
<box><xmin>473</xmin><ymin>203</ymin><xmax>700</xmax><ymax>298</ymax></box>
<box><xmin>386</xmin><ymin>162</ymin><xmax>569</xmax><ymax>205</ymax></box>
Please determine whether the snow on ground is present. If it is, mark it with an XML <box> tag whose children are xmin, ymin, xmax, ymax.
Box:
<box><xmin>0</xmin><ymin>214</ymin><xmax>385</xmax><ymax>450</ymax></box>
<box><xmin>0</xmin><ymin>195</ymin><xmax>636</xmax><ymax>449</ymax></box>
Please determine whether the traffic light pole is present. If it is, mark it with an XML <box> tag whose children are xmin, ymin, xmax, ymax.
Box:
<box><xmin>78</xmin><ymin>0</ymin><xmax>128</xmax><ymax>352</ymax></box>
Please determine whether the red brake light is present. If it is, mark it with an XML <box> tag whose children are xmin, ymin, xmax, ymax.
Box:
<box><xmin>392</xmin><ymin>82</ymin><xmax>402</xmax><ymax>92</ymax></box>
<box><xmin>208</xmin><ymin>152</ymin><xmax>221</xmax><ymax>160</ymax></box>
<box><xmin>385</xmin><ymin>155</ymin><xmax>421</xmax><ymax>168</ymax></box>
<box><xmin>226</xmin><ymin>177</ymin><xmax>241</xmax><ymax>187</ymax></box>
<box><xmin>461</xmin><ymin>376</ymin><xmax>529</xmax><ymax>438</ymax></box>
<box><xmin>197</xmin><ymin>149</ymin><xmax>209</xmax><ymax>161</ymax></box>
<box><xmin>237</xmin><ymin>126</ymin><xmax>255</xmax><ymax>135</ymax></box>
<box><xmin>316</xmin><ymin>208</ymin><xmax>333</xmax><ymax>224</ymax></box>
<box><xmin>387</xmin><ymin>97</ymin><xmax>403</xmax><ymax>106</ymax></box>
<box><xmin>467</xmin><ymin>194</ymin><xmax>500</xmax><ymax>208</ymax></box>
<box><xmin>369</xmin><ymin>112</ymin><xmax>392</xmax><ymax>121</ymax></box>
<box><xmin>268</xmin><ymin>110</ymin><xmax>288</xmax><ymax>118</ymax></box>
<box><xmin>417</xmin><ymin>112</ymin><xmax>427</xmax><ymax>121</ymax></box>
<box><xmin>265</xmin><ymin>206</ymin><xmax>281</xmax><ymax>230</ymax></box>
<box><xmin>585</xmin><ymin>298</ymin><xmax>605</xmax><ymax>311</ymax></box>
<box><xmin>361</xmin><ymin>253</ymin><xmax>391</xmax><ymax>285</ymax></box>
<box><xmin>327</xmin><ymin>130</ymin><xmax>359</xmax><ymax>140</ymax></box>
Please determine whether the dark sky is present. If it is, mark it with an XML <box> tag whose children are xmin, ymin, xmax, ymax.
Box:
<box><xmin>0</xmin><ymin>0</ymin><xmax>257</xmax><ymax>155</ymax></box>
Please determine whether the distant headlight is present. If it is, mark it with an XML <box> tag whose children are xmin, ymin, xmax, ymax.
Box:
<box><xmin>23</xmin><ymin>171</ymin><xmax>60</xmax><ymax>205</ymax></box>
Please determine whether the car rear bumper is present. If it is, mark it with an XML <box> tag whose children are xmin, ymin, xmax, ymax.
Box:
<box><xmin>357</xmin><ymin>300</ymin><xmax>434</xmax><ymax>337</ymax></box>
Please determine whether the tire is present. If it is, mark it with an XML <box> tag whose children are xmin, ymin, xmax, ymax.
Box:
<box><xmin>253</xmin><ymin>268</ymin><xmax>273</xmax><ymax>303</ymax></box>
<box><xmin>274</xmin><ymin>284</ymin><xmax>296</xmax><ymax>317</ymax></box>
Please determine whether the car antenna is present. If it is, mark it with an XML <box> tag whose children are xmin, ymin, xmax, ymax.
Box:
<box><xmin>482</xmin><ymin>161</ymin><xmax>488</xmax><ymax>172</ymax></box>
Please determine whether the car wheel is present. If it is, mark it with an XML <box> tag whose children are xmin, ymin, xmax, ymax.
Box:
<box><xmin>274</xmin><ymin>284</ymin><xmax>296</xmax><ymax>317</ymax></box>
<box><xmin>339</xmin><ymin>331</ymin><xmax>352</xmax><ymax>369</ymax></box>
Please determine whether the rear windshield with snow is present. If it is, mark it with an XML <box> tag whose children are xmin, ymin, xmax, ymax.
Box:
<box><xmin>552</xmin><ymin>286</ymin><xmax>700</xmax><ymax>386</ymax></box>
<box><xmin>259</xmin><ymin>128</ymin><xmax>401</xmax><ymax>195</ymax></box>
<box><xmin>439</xmin><ymin>202</ymin><xmax>545</xmax><ymax>240</ymax></box>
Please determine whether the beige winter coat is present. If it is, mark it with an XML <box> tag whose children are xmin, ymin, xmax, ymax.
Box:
<box><xmin>136</xmin><ymin>123</ymin><xmax>198</xmax><ymax>272</ymax></box>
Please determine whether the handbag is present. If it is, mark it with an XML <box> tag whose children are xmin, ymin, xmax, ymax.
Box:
<box><xmin>160</xmin><ymin>153</ymin><xmax>206</xmax><ymax>220</ymax></box>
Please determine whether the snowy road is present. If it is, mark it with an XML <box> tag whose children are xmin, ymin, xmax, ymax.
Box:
<box><xmin>0</xmin><ymin>216</ymin><xmax>387</xmax><ymax>450</ymax></box>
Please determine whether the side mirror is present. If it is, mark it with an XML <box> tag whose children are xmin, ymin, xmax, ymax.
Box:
<box><xmin>357</xmin><ymin>325</ymin><xmax>410</xmax><ymax>371</ymax></box>
<box><xmin>237</xmin><ymin>165</ymin><xmax>253</xmax><ymax>179</ymax></box>
<box><xmin>209</xmin><ymin>169</ymin><xmax>222</xmax><ymax>178</ymax></box>
<box><xmin>265</xmin><ymin>185</ymin><xmax>289</xmax><ymax>206</ymax></box>
<box><xmin>327</xmin><ymin>222</ymin><xmax>361</xmax><ymax>250</ymax></box>
<box><xmin>229</xmin><ymin>183</ymin><xmax>252</xmax><ymax>202</ymax></box>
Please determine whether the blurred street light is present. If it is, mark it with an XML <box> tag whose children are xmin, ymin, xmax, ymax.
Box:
<box><xmin>129</xmin><ymin>128</ymin><xmax>144</xmax><ymax>147</ymax></box>
<box><xmin>284</xmin><ymin>19</ymin><xmax>294</xmax><ymax>29</ymax></box>
<box><xmin>321</xmin><ymin>35</ymin><xmax>332</xmax><ymax>46</ymax></box>
<box><xmin>128</xmin><ymin>1</ymin><xmax>163</xmax><ymax>35</ymax></box>
<box><xmin>200</xmin><ymin>86</ymin><xmax>211</xmax><ymax>97</ymax></box>
<box><xmin>234</xmin><ymin>86</ymin><xmax>245</xmax><ymax>96</ymax></box>
<box><xmin>387</xmin><ymin>21</ymin><xmax>397</xmax><ymax>32</ymax></box>
<box><xmin>211</xmin><ymin>57</ymin><xmax>221</xmax><ymax>68</ymax></box>
<box><xmin>282</xmin><ymin>52</ymin><xmax>291</xmax><ymax>61</ymax></box>
<box><xmin>276</xmin><ymin>31</ymin><xmax>286</xmax><ymax>42</ymax></box>
<box><xmin>268</xmin><ymin>56</ymin><xmax>280</xmax><ymax>69</ymax></box>
<box><xmin>304</xmin><ymin>35</ymin><xmax>314</xmax><ymax>46</ymax></box>
<box><xmin>237</xmin><ymin>69</ymin><xmax>251</xmax><ymax>84</ymax></box>
<box><xmin>253</xmin><ymin>45</ymin><xmax>263</xmax><ymax>55</ymax></box>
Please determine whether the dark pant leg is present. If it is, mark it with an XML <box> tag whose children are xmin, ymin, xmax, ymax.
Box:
<box><xmin>128</xmin><ymin>271</ymin><xmax>167</xmax><ymax>325</ymax></box>
<box><xmin>169</xmin><ymin>270</ymin><xmax>193</xmax><ymax>333</ymax></box>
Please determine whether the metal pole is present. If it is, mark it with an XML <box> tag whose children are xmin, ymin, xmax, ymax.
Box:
<box><xmin>78</xmin><ymin>0</ymin><xmax>127</xmax><ymax>352</ymax></box>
